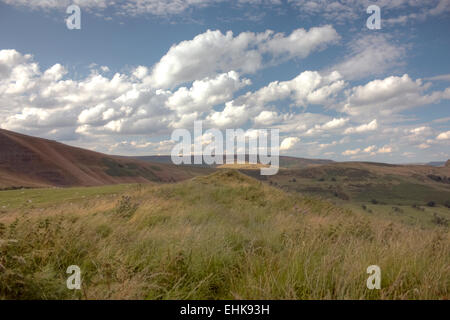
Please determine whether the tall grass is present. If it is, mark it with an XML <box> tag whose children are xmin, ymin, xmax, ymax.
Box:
<box><xmin>0</xmin><ymin>170</ymin><xmax>448</xmax><ymax>299</ymax></box>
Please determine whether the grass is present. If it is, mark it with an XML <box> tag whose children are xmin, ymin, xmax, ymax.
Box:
<box><xmin>266</xmin><ymin>170</ymin><xmax>450</xmax><ymax>206</ymax></box>
<box><xmin>0</xmin><ymin>184</ymin><xmax>136</xmax><ymax>210</ymax></box>
<box><xmin>0</xmin><ymin>170</ymin><xmax>448</xmax><ymax>299</ymax></box>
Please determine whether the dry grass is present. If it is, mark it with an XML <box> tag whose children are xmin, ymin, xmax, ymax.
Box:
<box><xmin>0</xmin><ymin>170</ymin><xmax>448</xmax><ymax>299</ymax></box>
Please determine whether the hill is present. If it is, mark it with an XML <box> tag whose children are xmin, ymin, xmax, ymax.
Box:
<box><xmin>244</xmin><ymin>161</ymin><xmax>450</xmax><ymax>227</ymax></box>
<box><xmin>0</xmin><ymin>129</ymin><xmax>208</xmax><ymax>189</ymax></box>
<box><xmin>131</xmin><ymin>155</ymin><xmax>333</xmax><ymax>169</ymax></box>
<box><xmin>0</xmin><ymin>170</ymin><xmax>448</xmax><ymax>299</ymax></box>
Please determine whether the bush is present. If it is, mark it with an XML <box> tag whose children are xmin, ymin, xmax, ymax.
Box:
<box><xmin>432</xmin><ymin>213</ymin><xmax>449</xmax><ymax>227</ymax></box>
<box><xmin>444</xmin><ymin>200</ymin><xmax>450</xmax><ymax>209</ymax></box>
<box><xmin>427</xmin><ymin>201</ymin><xmax>436</xmax><ymax>207</ymax></box>
<box><xmin>115</xmin><ymin>195</ymin><xmax>139</xmax><ymax>217</ymax></box>
<box><xmin>371</xmin><ymin>199</ymin><xmax>378</xmax><ymax>204</ymax></box>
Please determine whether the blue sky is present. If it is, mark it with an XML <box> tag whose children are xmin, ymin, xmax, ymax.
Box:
<box><xmin>0</xmin><ymin>0</ymin><xmax>449</xmax><ymax>163</ymax></box>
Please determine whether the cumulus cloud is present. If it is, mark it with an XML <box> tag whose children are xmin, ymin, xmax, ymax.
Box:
<box><xmin>202</xmin><ymin>70</ymin><xmax>345</xmax><ymax>130</ymax></box>
<box><xmin>344</xmin><ymin>119</ymin><xmax>378</xmax><ymax>134</ymax></box>
<box><xmin>206</xmin><ymin>102</ymin><xmax>248</xmax><ymax>128</ymax></box>
<box><xmin>166</xmin><ymin>71</ymin><xmax>251</xmax><ymax>114</ymax></box>
<box><xmin>242</xmin><ymin>70</ymin><xmax>345</xmax><ymax>109</ymax></box>
<box><xmin>437</xmin><ymin>131</ymin><xmax>450</xmax><ymax>140</ymax></box>
<box><xmin>280</xmin><ymin>137</ymin><xmax>300</xmax><ymax>151</ymax></box>
<box><xmin>254</xmin><ymin>110</ymin><xmax>279</xmax><ymax>126</ymax></box>
<box><xmin>342</xmin><ymin>74</ymin><xmax>450</xmax><ymax>118</ymax></box>
<box><xmin>342</xmin><ymin>148</ymin><xmax>361</xmax><ymax>156</ymax></box>
<box><xmin>342</xmin><ymin>144</ymin><xmax>392</xmax><ymax>157</ymax></box>
<box><xmin>377</xmin><ymin>145</ymin><xmax>393</xmax><ymax>154</ymax></box>
<box><xmin>1</xmin><ymin>46</ymin><xmax>448</xmax><ymax>160</ymax></box>
<box><xmin>305</xmin><ymin>117</ymin><xmax>348</xmax><ymax>136</ymax></box>
<box><xmin>149</xmin><ymin>27</ymin><xmax>339</xmax><ymax>88</ymax></box>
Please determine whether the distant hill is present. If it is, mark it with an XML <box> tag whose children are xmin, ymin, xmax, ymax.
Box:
<box><xmin>0</xmin><ymin>129</ymin><xmax>207</xmax><ymax>189</ymax></box>
<box><xmin>131</xmin><ymin>155</ymin><xmax>333</xmax><ymax>169</ymax></box>
<box><xmin>426</xmin><ymin>161</ymin><xmax>447</xmax><ymax>167</ymax></box>
<box><xmin>253</xmin><ymin>161</ymin><xmax>450</xmax><ymax>207</ymax></box>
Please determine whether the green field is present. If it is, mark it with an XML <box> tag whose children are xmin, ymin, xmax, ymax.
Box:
<box><xmin>0</xmin><ymin>170</ymin><xmax>448</xmax><ymax>299</ymax></box>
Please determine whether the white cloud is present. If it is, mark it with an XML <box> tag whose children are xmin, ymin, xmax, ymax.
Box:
<box><xmin>241</xmin><ymin>70</ymin><xmax>345</xmax><ymax>109</ymax></box>
<box><xmin>1</xmin><ymin>0</ymin><xmax>112</xmax><ymax>10</ymax></box>
<box><xmin>342</xmin><ymin>148</ymin><xmax>361</xmax><ymax>156</ymax></box>
<box><xmin>377</xmin><ymin>145</ymin><xmax>393</xmax><ymax>154</ymax></box>
<box><xmin>206</xmin><ymin>102</ymin><xmax>248</xmax><ymax>128</ymax></box>
<box><xmin>149</xmin><ymin>27</ymin><xmax>339</xmax><ymax>88</ymax></box>
<box><xmin>254</xmin><ymin>110</ymin><xmax>279</xmax><ymax>126</ymax></box>
<box><xmin>1</xmin><ymin>46</ymin><xmax>448</xmax><ymax>161</ymax></box>
<box><xmin>417</xmin><ymin>143</ymin><xmax>430</xmax><ymax>149</ymax></box>
<box><xmin>3</xmin><ymin>0</ymin><xmax>449</xmax><ymax>24</ymax></box>
<box><xmin>342</xmin><ymin>144</ymin><xmax>393</xmax><ymax>157</ymax></box>
<box><xmin>305</xmin><ymin>117</ymin><xmax>348</xmax><ymax>136</ymax></box>
<box><xmin>437</xmin><ymin>131</ymin><xmax>450</xmax><ymax>140</ymax></box>
<box><xmin>166</xmin><ymin>71</ymin><xmax>251</xmax><ymax>114</ymax></box>
<box><xmin>289</xmin><ymin>0</ymin><xmax>450</xmax><ymax>24</ymax></box>
<box><xmin>363</xmin><ymin>145</ymin><xmax>376</xmax><ymax>153</ymax></box>
<box><xmin>280</xmin><ymin>137</ymin><xmax>300</xmax><ymax>151</ymax></box>
<box><xmin>331</xmin><ymin>35</ymin><xmax>406</xmax><ymax>80</ymax></box>
<box><xmin>425</xmin><ymin>74</ymin><xmax>450</xmax><ymax>81</ymax></box>
<box><xmin>344</xmin><ymin>120</ymin><xmax>378</xmax><ymax>134</ymax></box>
<box><xmin>342</xmin><ymin>74</ymin><xmax>450</xmax><ymax>118</ymax></box>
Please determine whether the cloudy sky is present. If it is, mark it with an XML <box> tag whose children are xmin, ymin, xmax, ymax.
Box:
<box><xmin>0</xmin><ymin>0</ymin><xmax>449</xmax><ymax>163</ymax></box>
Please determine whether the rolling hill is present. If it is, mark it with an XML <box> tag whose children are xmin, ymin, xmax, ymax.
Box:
<box><xmin>0</xmin><ymin>129</ymin><xmax>209</xmax><ymax>189</ymax></box>
<box><xmin>0</xmin><ymin>170</ymin><xmax>448</xmax><ymax>299</ymax></box>
<box><xmin>131</xmin><ymin>154</ymin><xmax>333</xmax><ymax>169</ymax></box>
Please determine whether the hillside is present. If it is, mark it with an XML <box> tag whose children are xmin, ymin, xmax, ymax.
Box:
<box><xmin>0</xmin><ymin>170</ymin><xmax>448</xmax><ymax>299</ymax></box>
<box><xmin>242</xmin><ymin>161</ymin><xmax>450</xmax><ymax>227</ymax></box>
<box><xmin>0</xmin><ymin>129</ymin><xmax>208</xmax><ymax>189</ymax></box>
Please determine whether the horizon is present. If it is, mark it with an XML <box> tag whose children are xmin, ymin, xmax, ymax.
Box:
<box><xmin>2</xmin><ymin>125</ymin><xmax>449</xmax><ymax>166</ymax></box>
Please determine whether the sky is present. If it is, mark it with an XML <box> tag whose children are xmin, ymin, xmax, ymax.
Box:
<box><xmin>0</xmin><ymin>0</ymin><xmax>449</xmax><ymax>163</ymax></box>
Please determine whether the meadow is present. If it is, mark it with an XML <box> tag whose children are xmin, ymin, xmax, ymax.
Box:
<box><xmin>0</xmin><ymin>170</ymin><xmax>448</xmax><ymax>299</ymax></box>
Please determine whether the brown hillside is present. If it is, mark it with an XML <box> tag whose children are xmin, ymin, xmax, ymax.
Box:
<box><xmin>0</xmin><ymin>129</ymin><xmax>200</xmax><ymax>188</ymax></box>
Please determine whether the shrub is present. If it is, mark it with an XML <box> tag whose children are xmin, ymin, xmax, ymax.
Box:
<box><xmin>115</xmin><ymin>195</ymin><xmax>139</xmax><ymax>217</ymax></box>
<box><xmin>333</xmin><ymin>190</ymin><xmax>349</xmax><ymax>201</ymax></box>
<box><xmin>432</xmin><ymin>213</ymin><xmax>449</xmax><ymax>227</ymax></box>
<box><xmin>427</xmin><ymin>201</ymin><xmax>436</xmax><ymax>207</ymax></box>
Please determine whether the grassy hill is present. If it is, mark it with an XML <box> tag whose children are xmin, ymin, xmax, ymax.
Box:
<box><xmin>248</xmin><ymin>162</ymin><xmax>450</xmax><ymax>227</ymax></box>
<box><xmin>0</xmin><ymin>170</ymin><xmax>448</xmax><ymax>299</ymax></box>
<box><xmin>132</xmin><ymin>155</ymin><xmax>333</xmax><ymax>169</ymax></box>
<box><xmin>0</xmin><ymin>129</ymin><xmax>211</xmax><ymax>189</ymax></box>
